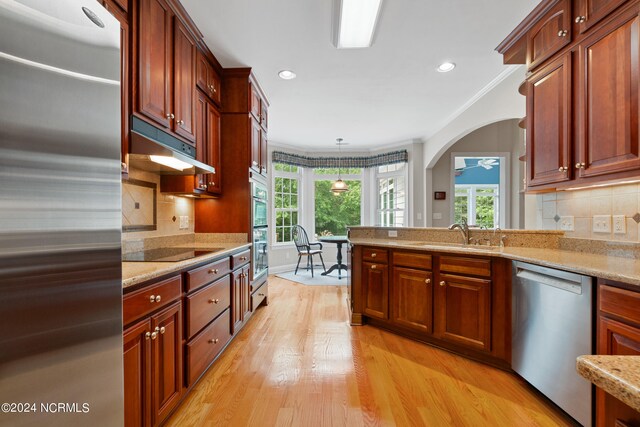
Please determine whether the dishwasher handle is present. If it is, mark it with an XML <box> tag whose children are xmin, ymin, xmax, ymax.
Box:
<box><xmin>515</xmin><ymin>268</ymin><xmax>583</xmax><ymax>295</ymax></box>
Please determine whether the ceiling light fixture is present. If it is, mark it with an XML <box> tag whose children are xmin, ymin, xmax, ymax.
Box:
<box><xmin>278</xmin><ymin>70</ymin><xmax>296</xmax><ymax>80</ymax></box>
<box><xmin>437</xmin><ymin>62</ymin><xmax>456</xmax><ymax>73</ymax></box>
<box><xmin>334</xmin><ymin>0</ymin><xmax>383</xmax><ymax>49</ymax></box>
<box><xmin>331</xmin><ymin>138</ymin><xmax>349</xmax><ymax>194</ymax></box>
<box><xmin>149</xmin><ymin>155</ymin><xmax>192</xmax><ymax>171</ymax></box>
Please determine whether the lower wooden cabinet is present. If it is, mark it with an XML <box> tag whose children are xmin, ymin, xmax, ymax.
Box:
<box><xmin>434</xmin><ymin>273</ymin><xmax>492</xmax><ymax>352</ymax></box>
<box><xmin>362</xmin><ymin>261</ymin><xmax>389</xmax><ymax>320</ymax></box>
<box><xmin>597</xmin><ymin>282</ymin><xmax>640</xmax><ymax>427</ymax></box>
<box><xmin>391</xmin><ymin>267</ymin><xmax>432</xmax><ymax>334</ymax></box>
<box><xmin>123</xmin><ymin>300</ymin><xmax>183</xmax><ymax>427</ymax></box>
<box><xmin>232</xmin><ymin>264</ymin><xmax>251</xmax><ymax>333</ymax></box>
<box><xmin>186</xmin><ymin>308</ymin><xmax>232</xmax><ymax>386</ymax></box>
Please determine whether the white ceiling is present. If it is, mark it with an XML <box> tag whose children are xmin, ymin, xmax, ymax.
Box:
<box><xmin>181</xmin><ymin>0</ymin><xmax>538</xmax><ymax>151</ymax></box>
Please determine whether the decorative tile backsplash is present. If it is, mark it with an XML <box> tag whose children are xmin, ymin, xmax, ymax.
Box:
<box><xmin>536</xmin><ymin>182</ymin><xmax>640</xmax><ymax>242</ymax></box>
<box><xmin>122</xmin><ymin>167</ymin><xmax>194</xmax><ymax>239</ymax></box>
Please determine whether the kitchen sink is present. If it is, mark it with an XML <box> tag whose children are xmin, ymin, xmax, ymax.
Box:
<box><xmin>419</xmin><ymin>242</ymin><xmax>502</xmax><ymax>251</ymax></box>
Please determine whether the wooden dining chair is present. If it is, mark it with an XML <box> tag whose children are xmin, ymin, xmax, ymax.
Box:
<box><xmin>292</xmin><ymin>225</ymin><xmax>326</xmax><ymax>277</ymax></box>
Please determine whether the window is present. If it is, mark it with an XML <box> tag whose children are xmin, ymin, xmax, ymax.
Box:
<box><xmin>454</xmin><ymin>185</ymin><xmax>499</xmax><ymax>228</ymax></box>
<box><xmin>314</xmin><ymin>168</ymin><xmax>362</xmax><ymax>236</ymax></box>
<box><xmin>273</xmin><ymin>163</ymin><xmax>300</xmax><ymax>243</ymax></box>
<box><xmin>376</xmin><ymin>163</ymin><xmax>406</xmax><ymax>227</ymax></box>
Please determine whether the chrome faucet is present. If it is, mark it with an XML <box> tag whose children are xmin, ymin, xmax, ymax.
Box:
<box><xmin>448</xmin><ymin>218</ymin><xmax>470</xmax><ymax>245</ymax></box>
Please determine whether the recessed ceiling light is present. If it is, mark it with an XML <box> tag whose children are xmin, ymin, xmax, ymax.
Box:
<box><xmin>437</xmin><ymin>62</ymin><xmax>456</xmax><ymax>73</ymax></box>
<box><xmin>278</xmin><ymin>70</ymin><xmax>296</xmax><ymax>80</ymax></box>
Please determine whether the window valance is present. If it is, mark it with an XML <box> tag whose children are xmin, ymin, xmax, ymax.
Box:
<box><xmin>272</xmin><ymin>149</ymin><xmax>408</xmax><ymax>169</ymax></box>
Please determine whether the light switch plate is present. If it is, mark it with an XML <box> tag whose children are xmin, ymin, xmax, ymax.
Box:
<box><xmin>433</xmin><ymin>212</ymin><xmax>442</xmax><ymax>220</ymax></box>
<box><xmin>613</xmin><ymin>215</ymin><xmax>626</xmax><ymax>234</ymax></box>
<box><xmin>388</xmin><ymin>230</ymin><xmax>398</xmax><ymax>237</ymax></box>
<box><xmin>559</xmin><ymin>216</ymin><xmax>574</xmax><ymax>231</ymax></box>
<box><xmin>593</xmin><ymin>215</ymin><xmax>611</xmax><ymax>233</ymax></box>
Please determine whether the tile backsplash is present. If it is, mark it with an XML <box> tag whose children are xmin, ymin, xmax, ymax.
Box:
<box><xmin>536</xmin><ymin>182</ymin><xmax>640</xmax><ymax>242</ymax></box>
<box><xmin>122</xmin><ymin>167</ymin><xmax>194</xmax><ymax>239</ymax></box>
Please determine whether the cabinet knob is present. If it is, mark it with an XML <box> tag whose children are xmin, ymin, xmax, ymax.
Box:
<box><xmin>145</xmin><ymin>332</ymin><xmax>151</xmax><ymax>340</ymax></box>
<box><xmin>557</xmin><ymin>30</ymin><xmax>568</xmax><ymax>37</ymax></box>
<box><xmin>240</xmin><ymin>256</ymin><xmax>247</xmax><ymax>261</ymax></box>
<box><xmin>151</xmin><ymin>331</ymin><xmax>158</xmax><ymax>340</ymax></box>
<box><xmin>208</xmin><ymin>338</ymin><xmax>219</xmax><ymax>344</ymax></box>
<box><xmin>425</xmin><ymin>278</ymin><xmax>431</xmax><ymax>284</ymax></box>
<box><xmin>155</xmin><ymin>295</ymin><xmax>161</xmax><ymax>303</ymax></box>
<box><xmin>258</xmin><ymin>293</ymin><xmax>265</xmax><ymax>297</ymax></box>
<box><xmin>558</xmin><ymin>166</ymin><xmax>568</xmax><ymax>172</ymax></box>
<box><xmin>371</xmin><ymin>265</ymin><xmax>377</xmax><ymax>269</ymax></box>
<box><xmin>209</xmin><ymin>298</ymin><xmax>220</xmax><ymax>304</ymax></box>
<box><xmin>575</xmin><ymin>16</ymin><xmax>586</xmax><ymax>23</ymax></box>
<box><xmin>371</xmin><ymin>253</ymin><xmax>377</xmax><ymax>257</ymax></box>
<box><xmin>208</xmin><ymin>268</ymin><xmax>219</xmax><ymax>274</ymax></box>
<box><xmin>154</xmin><ymin>326</ymin><xmax>165</xmax><ymax>335</ymax></box>
<box><xmin>165</xmin><ymin>113</ymin><xmax>175</xmax><ymax>120</ymax></box>
<box><xmin>178</xmin><ymin>119</ymin><xmax>184</xmax><ymax>125</ymax></box>
<box><xmin>149</xmin><ymin>295</ymin><xmax>160</xmax><ymax>303</ymax></box>
<box><xmin>439</xmin><ymin>281</ymin><xmax>446</xmax><ymax>287</ymax></box>
<box><xmin>213</xmin><ymin>86</ymin><xmax>217</xmax><ymax>93</ymax></box>
<box><xmin>200</xmin><ymin>184</ymin><xmax>207</xmax><ymax>189</ymax></box>
<box><xmin>209</xmin><ymin>181</ymin><xmax>215</xmax><ymax>186</ymax></box>
<box><xmin>575</xmin><ymin>162</ymin><xmax>586</xmax><ymax>169</ymax></box>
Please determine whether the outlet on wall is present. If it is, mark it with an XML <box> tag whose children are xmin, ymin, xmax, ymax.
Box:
<box><xmin>559</xmin><ymin>216</ymin><xmax>574</xmax><ymax>231</ymax></box>
<box><xmin>433</xmin><ymin>212</ymin><xmax>442</xmax><ymax>220</ymax></box>
<box><xmin>179</xmin><ymin>215</ymin><xmax>189</xmax><ymax>229</ymax></box>
<box><xmin>388</xmin><ymin>230</ymin><xmax>398</xmax><ymax>237</ymax></box>
<box><xmin>613</xmin><ymin>215</ymin><xmax>626</xmax><ymax>234</ymax></box>
<box><xmin>592</xmin><ymin>215</ymin><xmax>611</xmax><ymax>233</ymax></box>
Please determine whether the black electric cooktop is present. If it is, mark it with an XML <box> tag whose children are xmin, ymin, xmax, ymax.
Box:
<box><xmin>122</xmin><ymin>247</ymin><xmax>223</xmax><ymax>262</ymax></box>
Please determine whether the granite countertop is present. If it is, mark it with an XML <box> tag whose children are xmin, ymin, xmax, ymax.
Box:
<box><xmin>577</xmin><ymin>355</ymin><xmax>640</xmax><ymax>412</ymax></box>
<box><xmin>348</xmin><ymin>238</ymin><xmax>640</xmax><ymax>287</ymax></box>
<box><xmin>122</xmin><ymin>242</ymin><xmax>251</xmax><ymax>289</ymax></box>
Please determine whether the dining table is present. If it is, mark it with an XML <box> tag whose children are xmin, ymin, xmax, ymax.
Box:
<box><xmin>318</xmin><ymin>235</ymin><xmax>349</xmax><ymax>279</ymax></box>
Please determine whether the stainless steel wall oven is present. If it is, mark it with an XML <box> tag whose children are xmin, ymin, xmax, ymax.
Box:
<box><xmin>251</xmin><ymin>175</ymin><xmax>268</xmax><ymax>281</ymax></box>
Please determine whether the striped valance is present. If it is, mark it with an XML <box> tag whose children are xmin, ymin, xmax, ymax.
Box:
<box><xmin>272</xmin><ymin>149</ymin><xmax>408</xmax><ymax>169</ymax></box>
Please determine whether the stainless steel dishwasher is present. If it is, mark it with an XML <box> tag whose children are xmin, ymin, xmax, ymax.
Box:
<box><xmin>512</xmin><ymin>261</ymin><xmax>593</xmax><ymax>427</ymax></box>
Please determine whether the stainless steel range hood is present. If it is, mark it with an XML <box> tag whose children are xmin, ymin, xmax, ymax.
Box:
<box><xmin>129</xmin><ymin>116</ymin><xmax>215</xmax><ymax>175</ymax></box>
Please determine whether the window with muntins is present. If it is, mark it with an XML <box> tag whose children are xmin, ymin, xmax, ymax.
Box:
<box><xmin>274</xmin><ymin>163</ymin><xmax>300</xmax><ymax>243</ymax></box>
<box><xmin>376</xmin><ymin>163</ymin><xmax>406</xmax><ymax>227</ymax></box>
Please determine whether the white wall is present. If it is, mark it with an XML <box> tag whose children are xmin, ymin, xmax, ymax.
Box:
<box><xmin>423</xmin><ymin>66</ymin><xmax>528</xmax><ymax>226</ymax></box>
<box><xmin>430</xmin><ymin>119</ymin><xmax>524</xmax><ymax>228</ymax></box>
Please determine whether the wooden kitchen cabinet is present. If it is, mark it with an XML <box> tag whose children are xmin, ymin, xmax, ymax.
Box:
<box><xmin>196</xmin><ymin>49</ymin><xmax>221</xmax><ymax>105</ymax></box>
<box><xmin>136</xmin><ymin>0</ymin><xmax>196</xmax><ymax>144</ymax></box>
<box><xmin>597</xmin><ymin>282</ymin><xmax>640</xmax><ymax>427</ymax></box>
<box><xmin>122</xmin><ymin>277</ymin><xmax>183</xmax><ymax>427</ymax></box>
<box><xmin>231</xmin><ymin>264</ymin><xmax>251</xmax><ymax>334</ymax></box>
<box><xmin>363</xmin><ymin>261</ymin><xmax>389</xmax><ymax>320</ymax></box>
<box><xmin>391</xmin><ymin>267</ymin><xmax>433</xmax><ymax>334</ymax></box>
<box><xmin>576</xmin><ymin>4</ymin><xmax>640</xmax><ymax>179</ymax></box>
<box><xmin>527</xmin><ymin>0</ymin><xmax>572</xmax><ymax>69</ymax></box>
<box><xmin>498</xmin><ymin>0</ymin><xmax>640</xmax><ymax>190</ymax></box>
<box><xmin>526</xmin><ymin>54</ymin><xmax>572</xmax><ymax>187</ymax></box>
<box><xmin>250</xmin><ymin>118</ymin><xmax>262</xmax><ymax>172</ymax></box>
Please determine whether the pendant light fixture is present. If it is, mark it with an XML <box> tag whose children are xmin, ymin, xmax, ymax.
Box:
<box><xmin>331</xmin><ymin>138</ymin><xmax>349</xmax><ymax>194</ymax></box>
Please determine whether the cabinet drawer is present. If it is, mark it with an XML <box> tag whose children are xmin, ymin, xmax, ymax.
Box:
<box><xmin>363</xmin><ymin>247</ymin><xmax>388</xmax><ymax>263</ymax></box>
<box><xmin>186</xmin><ymin>308</ymin><xmax>231</xmax><ymax>386</ymax></box>
<box><xmin>527</xmin><ymin>0</ymin><xmax>572</xmax><ymax>69</ymax></box>
<box><xmin>232</xmin><ymin>249</ymin><xmax>251</xmax><ymax>269</ymax></box>
<box><xmin>186</xmin><ymin>275</ymin><xmax>231</xmax><ymax>340</ymax></box>
<box><xmin>600</xmin><ymin>285</ymin><xmax>640</xmax><ymax>326</ymax></box>
<box><xmin>439</xmin><ymin>256</ymin><xmax>491</xmax><ymax>277</ymax></box>
<box><xmin>185</xmin><ymin>257</ymin><xmax>231</xmax><ymax>292</ymax></box>
<box><xmin>123</xmin><ymin>275</ymin><xmax>182</xmax><ymax>326</ymax></box>
<box><xmin>393</xmin><ymin>251</ymin><xmax>432</xmax><ymax>270</ymax></box>
<box><xmin>251</xmin><ymin>282</ymin><xmax>268</xmax><ymax>311</ymax></box>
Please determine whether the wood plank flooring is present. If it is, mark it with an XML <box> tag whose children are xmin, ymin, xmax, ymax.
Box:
<box><xmin>166</xmin><ymin>276</ymin><xmax>576</xmax><ymax>426</ymax></box>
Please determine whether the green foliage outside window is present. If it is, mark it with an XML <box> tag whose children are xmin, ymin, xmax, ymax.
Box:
<box><xmin>314</xmin><ymin>167</ymin><xmax>362</xmax><ymax>175</ymax></box>
<box><xmin>275</xmin><ymin>175</ymin><xmax>299</xmax><ymax>243</ymax></box>
<box><xmin>314</xmin><ymin>180</ymin><xmax>361</xmax><ymax>236</ymax></box>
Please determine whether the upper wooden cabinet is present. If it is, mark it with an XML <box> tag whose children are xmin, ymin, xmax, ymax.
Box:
<box><xmin>136</xmin><ymin>0</ymin><xmax>196</xmax><ymax>144</ymax></box>
<box><xmin>498</xmin><ymin>0</ymin><xmax>640</xmax><ymax>190</ymax></box>
<box><xmin>576</xmin><ymin>5</ymin><xmax>640</xmax><ymax>178</ymax></box>
<box><xmin>575</xmin><ymin>0</ymin><xmax>630</xmax><ymax>32</ymax></box>
<box><xmin>528</xmin><ymin>0</ymin><xmax>572</xmax><ymax>69</ymax></box>
<box><xmin>196</xmin><ymin>50</ymin><xmax>221</xmax><ymax>105</ymax></box>
<box><xmin>526</xmin><ymin>54</ymin><xmax>572</xmax><ymax>186</ymax></box>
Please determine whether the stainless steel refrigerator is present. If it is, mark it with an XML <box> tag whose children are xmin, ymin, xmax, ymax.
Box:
<box><xmin>0</xmin><ymin>1</ymin><xmax>123</xmax><ymax>426</ymax></box>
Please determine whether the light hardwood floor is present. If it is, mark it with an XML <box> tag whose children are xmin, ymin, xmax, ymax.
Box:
<box><xmin>166</xmin><ymin>276</ymin><xmax>576</xmax><ymax>426</ymax></box>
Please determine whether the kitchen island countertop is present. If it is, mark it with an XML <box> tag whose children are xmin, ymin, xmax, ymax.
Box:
<box><xmin>122</xmin><ymin>242</ymin><xmax>251</xmax><ymax>289</ymax></box>
<box><xmin>576</xmin><ymin>355</ymin><xmax>640</xmax><ymax>412</ymax></box>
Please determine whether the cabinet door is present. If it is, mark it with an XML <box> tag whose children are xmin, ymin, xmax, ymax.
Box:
<box><xmin>576</xmin><ymin>6</ymin><xmax>640</xmax><ymax>179</ymax></box>
<box><xmin>362</xmin><ymin>262</ymin><xmax>389</xmax><ymax>320</ymax></box>
<box><xmin>575</xmin><ymin>0</ymin><xmax>629</xmax><ymax>33</ymax></box>
<box><xmin>260</xmin><ymin>132</ymin><xmax>268</xmax><ymax>176</ymax></box>
<box><xmin>206</xmin><ymin>103</ymin><xmax>221</xmax><ymax>193</ymax></box>
<box><xmin>249</xmin><ymin>83</ymin><xmax>261</xmax><ymax>119</ymax></box>
<box><xmin>232</xmin><ymin>269</ymin><xmax>243</xmax><ymax>334</ymax></box>
<box><xmin>173</xmin><ymin>20</ymin><xmax>196</xmax><ymax>143</ymax></box>
<box><xmin>123</xmin><ymin>319</ymin><xmax>152</xmax><ymax>427</ymax></box>
<box><xmin>260</xmin><ymin>101</ymin><xmax>268</xmax><ymax>131</ymax></box>
<box><xmin>151</xmin><ymin>301</ymin><xmax>183</xmax><ymax>425</ymax></box>
<box><xmin>193</xmin><ymin>90</ymin><xmax>208</xmax><ymax>191</ymax></box>
<box><xmin>250</xmin><ymin>119</ymin><xmax>261</xmax><ymax>171</ymax></box>
<box><xmin>435</xmin><ymin>273</ymin><xmax>491</xmax><ymax>352</ymax></box>
<box><xmin>597</xmin><ymin>316</ymin><xmax>640</xmax><ymax>427</ymax></box>
<box><xmin>196</xmin><ymin>50</ymin><xmax>211</xmax><ymax>94</ymax></box>
<box><xmin>391</xmin><ymin>267</ymin><xmax>432</xmax><ymax>335</ymax></box>
<box><xmin>137</xmin><ymin>0</ymin><xmax>172</xmax><ymax>128</ymax></box>
<box><xmin>526</xmin><ymin>54</ymin><xmax>572</xmax><ymax>187</ymax></box>
<box><xmin>209</xmin><ymin>68</ymin><xmax>221</xmax><ymax>106</ymax></box>
<box><xmin>242</xmin><ymin>265</ymin><xmax>251</xmax><ymax>320</ymax></box>
<box><xmin>527</xmin><ymin>0</ymin><xmax>571</xmax><ymax>69</ymax></box>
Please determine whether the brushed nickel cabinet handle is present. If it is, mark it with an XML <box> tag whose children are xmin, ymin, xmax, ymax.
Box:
<box><xmin>145</xmin><ymin>332</ymin><xmax>151</xmax><ymax>340</ymax></box>
<box><xmin>178</xmin><ymin>119</ymin><xmax>184</xmax><ymax>125</ymax></box>
<box><xmin>208</xmin><ymin>338</ymin><xmax>219</xmax><ymax>344</ymax></box>
<box><xmin>208</xmin><ymin>268</ymin><xmax>219</xmax><ymax>274</ymax></box>
<box><xmin>151</xmin><ymin>331</ymin><xmax>158</xmax><ymax>340</ymax></box>
<box><xmin>425</xmin><ymin>278</ymin><xmax>431</xmax><ymax>284</ymax></box>
<box><xmin>371</xmin><ymin>253</ymin><xmax>377</xmax><ymax>258</ymax></box>
<box><xmin>558</xmin><ymin>166</ymin><xmax>568</xmax><ymax>172</ymax></box>
<box><xmin>258</xmin><ymin>293</ymin><xmax>265</xmax><ymax>297</ymax></box>
<box><xmin>239</xmin><ymin>256</ymin><xmax>247</xmax><ymax>261</ymax></box>
<box><xmin>575</xmin><ymin>16</ymin><xmax>586</xmax><ymax>23</ymax></box>
<box><xmin>155</xmin><ymin>326</ymin><xmax>165</xmax><ymax>335</ymax></box>
<box><xmin>558</xmin><ymin>30</ymin><xmax>568</xmax><ymax>37</ymax></box>
<box><xmin>208</xmin><ymin>298</ymin><xmax>219</xmax><ymax>304</ymax></box>
<box><xmin>439</xmin><ymin>281</ymin><xmax>446</xmax><ymax>287</ymax></box>
<box><xmin>155</xmin><ymin>295</ymin><xmax>161</xmax><ymax>303</ymax></box>
<box><xmin>150</xmin><ymin>295</ymin><xmax>156</xmax><ymax>303</ymax></box>
<box><xmin>371</xmin><ymin>265</ymin><xmax>377</xmax><ymax>270</ymax></box>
